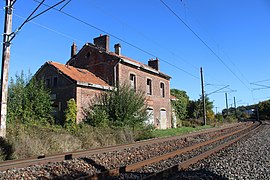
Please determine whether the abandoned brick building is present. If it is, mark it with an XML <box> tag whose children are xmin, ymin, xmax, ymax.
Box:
<box><xmin>36</xmin><ymin>35</ymin><xmax>172</xmax><ymax>129</ymax></box>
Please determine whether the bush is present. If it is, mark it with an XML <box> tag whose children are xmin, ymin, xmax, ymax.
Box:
<box><xmin>84</xmin><ymin>83</ymin><xmax>148</xmax><ymax>129</ymax></box>
<box><xmin>7</xmin><ymin>71</ymin><xmax>53</xmax><ymax>125</ymax></box>
<box><xmin>64</xmin><ymin>98</ymin><xmax>77</xmax><ymax>131</ymax></box>
<box><xmin>4</xmin><ymin>122</ymin><xmax>135</xmax><ymax>160</ymax></box>
<box><xmin>0</xmin><ymin>137</ymin><xmax>14</xmax><ymax>161</ymax></box>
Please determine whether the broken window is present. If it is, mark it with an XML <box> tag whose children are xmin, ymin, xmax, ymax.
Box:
<box><xmin>130</xmin><ymin>74</ymin><xmax>136</xmax><ymax>91</ymax></box>
<box><xmin>146</xmin><ymin>78</ymin><xmax>152</xmax><ymax>95</ymax></box>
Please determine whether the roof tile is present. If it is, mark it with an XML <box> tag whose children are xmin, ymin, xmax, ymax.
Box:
<box><xmin>48</xmin><ymin>61</ymin><xmax>109</xmax><ymax>87</ymax></box>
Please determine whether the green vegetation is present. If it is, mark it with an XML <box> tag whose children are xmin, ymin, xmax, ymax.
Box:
<box><xmin>153</xmin><ymin>125</ymin><xmax>212</xmax><ymax>138</ymax></box>
<box><xmin>64</xmin><ymin>98</ymin><xmax>77</xmax><ymax>132</ymax></box>
<box><xmin>2</xmin><ymin>122</ymin><xmax>134</xmax><ymax>161</ymax></box>
<box><xmin>7</xmin><ymin>71</ymin><xmax>53</xmax><ymax>125</ymax></box>
<box><xmin>258</xmin><ymin>99</ymin><xmax>270</xmax><ymax>120</ymax></box>
<box><xmin>84</xmin><ymin>83</ymin><xmax>148</xmax><ymax>130</ymax></box>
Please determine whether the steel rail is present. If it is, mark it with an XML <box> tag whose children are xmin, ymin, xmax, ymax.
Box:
<box><xmin>129</xmin><ymin>122</ymin><xmax>261</xmax><ymax>180</ymax></box>
<box><xmin>0</xmin><ymin>122</ymin><xmax>249</xmax><ymax>171</ymax></box>
<box><xmin>109</xmin><ymin>122</ymin><xmax>254</xmax><ymax>175</ymax></box>
<box><xmin>83</xmin><ymin>122</ymin><xmax>256</xmax><ymax>179</ymax></box>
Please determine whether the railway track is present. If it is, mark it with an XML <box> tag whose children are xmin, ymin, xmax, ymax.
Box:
<box><xmin>100</xmin><ymin>121</ymin><xmax>260</xmax><ymax>179</ymax></box>
<box><xmin>82</xmin><ymin>121</ymin><xmax>259</xmax><ymax>179</ymax></box>
<box><xmin>0</xmin><ymin>122</ymin><xmax>258</xmax><ymax>179</ymax></box>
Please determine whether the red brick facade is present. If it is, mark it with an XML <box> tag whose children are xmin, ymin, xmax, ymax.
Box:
<box><xmin>67</xmin><ymin>35</ymin><xmax>172</xmax><ymax>129</ymax></box>
<box><xmin>36</xmin><ymin>35</ymin><xmax>172</xmax><ymax>129</ymax></box>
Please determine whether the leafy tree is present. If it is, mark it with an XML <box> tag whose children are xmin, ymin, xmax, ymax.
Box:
<box><xmin>258</xmin><ymin>100</ymin><xmax>270</xmax><ymax>120</ymax></box>
<box><xmin>187</xmin><ymin>100</ymin><xmax>200</xmax><ymax>119</ymax></box>
<box><xmin>186</xmin><ymin>96</ymin><xmax>214</xmax><ymax>121</ymax></box>
<box><xmin>64</xmin><ymin>98</ymin><xmax>77</xmax><ymax>131</ymax></box>
<box><xmin>170</xmin><ymin>89</ymin><xmax>189</xmax><ymax>120</ymax></box>
<box><xmin>7</xmin><ymin>71</ymin><xmax>53</xmax><ymax>124</ymax></box>
<box><xmin>84</xmin><ymin>83</ymin><xmax>148</xmax><ymax>130</ymax></box>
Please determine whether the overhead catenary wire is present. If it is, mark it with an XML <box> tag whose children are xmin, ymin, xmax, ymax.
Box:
<box><xmin>177</xmin><ymin>0</ymin><xmax>251</xmax><ymax>88</ymax></box>
<box><xmin>9</xmin><ymin>0</ymin><xmax>67</xmax><ymax>43</ymax></box>
<box><xmin>160</xmin><ymin>0</ymin><xmax>251</xmax><ymax>91</ymax></box>
<box><xmin>13</xmin><ymin>13</ymin><xmax>84</xmax><ymax>44</ymax></box>
<box><xmin>33</xmin><ymin>0</ymin><xmax>200</xmax><ymax>80</ymax></box>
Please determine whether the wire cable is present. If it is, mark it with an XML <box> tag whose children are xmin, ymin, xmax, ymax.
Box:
<box><xmin>33</xmin><ymin>0</ymin><xmax>200</xmax><ymax>80</ymax></box>
<box><xmin>160</xmin><ymin>0</ymin><xmax>251</xmax><ymax>91</ymax></box>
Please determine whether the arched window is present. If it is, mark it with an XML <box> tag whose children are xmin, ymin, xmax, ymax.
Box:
<box><xmin>160</xmin><ymin>82</ymin><xmax>165</xmax><ymax>97</ymax></box>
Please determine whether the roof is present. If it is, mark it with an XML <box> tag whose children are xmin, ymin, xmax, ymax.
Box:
<box><xmin>109</xmin><ymin>52</ymin><xmax>171</xmax><ymax>79</ymax></box>
<box><xmin>170</xmin><ymin>95</ymin><xmax>178</xmax><ymax>101</ymax></box>
<box><xmin>47</xmin><ymin>61</ymin><xmax>110</xmax><ymax>88</ymax></box>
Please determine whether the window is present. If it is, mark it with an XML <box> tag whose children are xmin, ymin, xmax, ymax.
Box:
<box><xmin>130</xmin><ymin>74</ymin><xmax>136</xmax><ymax>90</ymax></box>
<box><xmin>46</xmin><ymin>78</ymin><xmax>51</xmax><ymax>88</ymax></box>
<box><xmin>160</xmin><ymin>82</ymin><xmax>165</xmax><ymax>97</ymax></box>
<box><xmin>146</xmin><ymin>79</ymin><xmax>152</xmax><ymax>95</ymax></box>
<box><xmin>53</xmin><ymin>77</ymin><xmax>58</xmax><ymax>87</ymax></box>
<box><xmin>146</xmin><ymin>108</ymin><xmax>154</xmax><ymax>125</ymax></box>
<box><xmin>160</xmin><ymin>109</ymin><xmax>167</xmax><ymax>129</ymax></box>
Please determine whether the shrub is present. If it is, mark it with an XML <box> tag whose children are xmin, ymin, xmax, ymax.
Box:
<box><xmin>0</xmin><ymin>137</ymin><xmax>14</xmax><ymax>161</ymax></box>
<box><xmin>64</xmin><ymin>98</ymin><xmax>77</xmax><ymax>131</ymax></box>
<box><xmin>84</xmin><ymin>83</ymin><xmax>148</xmax><ymax>129</ymax></box>
<box><xmin>7</xmin><ymin>71</ymin><xmax>53</xmax><ymax>125</ymax></box>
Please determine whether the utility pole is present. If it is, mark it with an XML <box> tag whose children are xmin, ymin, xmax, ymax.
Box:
<box><xmin>0</xmin><ymin>0</ymin><xmax>14</xmax><ymax>138</ymax></box>
<box><xmin>200</xmin><ymin>67</ymin><xmax>206</xmax><ymax>125</ymax></box>
<box><xmin>234</xmin><ymin>96</ymin><xmax>237</xmax><ymax>118</ymax></box>
<box><xmin>225</xmin><ymin>93</ymin><xmax>228</xmax><ymax>115</ymax></box>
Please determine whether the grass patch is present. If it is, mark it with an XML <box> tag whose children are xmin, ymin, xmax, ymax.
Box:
<box><xmin>153</xmin><ymin>125</ymin><xmax>212</xmax><ymax>138</ymax></box>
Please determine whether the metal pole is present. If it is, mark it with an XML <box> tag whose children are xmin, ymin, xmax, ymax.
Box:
<box><xmin>0</xmin><ymin>0</ymin><xmax>13</xmax><ymax>137</ymax></box>
<box><xmin>234</xmin><ymin>96</ymin><xmax>237</xmax><ymax>118</ymax></box>
<box><xmin>225</xmin><ymin>93</ymin><xmax>228</xmax><ymax>115</ymax></box>
<box><xmin>200</xmin><ymin>67</ymin><xmax>206</xmax><ymax>125</ymax></box>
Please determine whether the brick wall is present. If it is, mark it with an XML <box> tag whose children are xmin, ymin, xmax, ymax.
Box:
<box><xmin>118</xmin><ymin>63</ymin><xmax>171</xmax><ymax>129</ymax></box>
<box><xmin>76</xmin><ymin>86</ymin><xmax>104</xmax><ymax>123</ymax></box>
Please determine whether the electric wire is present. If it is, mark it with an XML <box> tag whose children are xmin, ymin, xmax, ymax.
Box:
<box><xmin>33</xmin><ymin>0</ymin><xmax>200</xmax><ymax>80</ymax></box>
<box><xmin>160</xmin><ymin>0</ymin><xmax>251</xmax><ymax>91</ymax></box>
<box><xmin>13</xmin><ymin>13</ymin><xmax>84</xmax><ymax>44</ymax></box>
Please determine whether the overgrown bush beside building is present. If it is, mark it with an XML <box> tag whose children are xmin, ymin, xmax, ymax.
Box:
<box><xmin>7</xmin><ymin>71</ymin><xmax>53</xmax><ymax>125</ymax></box>
<box><xmin>64</xmin><ymin>98</ymin><xmax>77</xmax><ymax>131</ymax></box>
<box><xmin>84</xmin><ymin>84</ymin><xmax>148</xmax><ymax>129</ymax></box>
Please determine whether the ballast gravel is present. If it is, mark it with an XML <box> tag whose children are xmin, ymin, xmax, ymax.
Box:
<box><xmin>176</xmin><ymin>122</ymin><xmax>270</xmax><ymax>179</ymax></box>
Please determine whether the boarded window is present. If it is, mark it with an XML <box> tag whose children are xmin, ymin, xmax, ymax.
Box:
<box><xmin>160</xmin><ymin>109</ymin><xmax>167</xmax><ymax>129</ymax></box>
<box><xmin>146</xmin><ymin>79</ymin><xmax>152</xmax><ymax>95</ymax></box>
<box><xmin>130</xmin><ymin>74</ymin><xmax>136</xmax><ymax>91</ymax></box>
<box><xmin>160</xmin><ymin>82</ymin><xmax>165</xmax><ymax>97</ymax></box>
<box><xmin>146</xmin><ymin>108</ymin><xmax>154</xmax><ymax>125</ymax></box>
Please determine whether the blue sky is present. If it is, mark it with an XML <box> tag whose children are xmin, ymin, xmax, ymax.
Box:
<box><xmin>1</xmin><ymin>0</ymin><xmax>270</xmax><ymax>112</ymax></box>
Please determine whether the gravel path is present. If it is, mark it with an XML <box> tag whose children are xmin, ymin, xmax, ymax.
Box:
<box><xmin>176</xmin><ymin>121</ymin><xmax>270</xmax><ymax>179</ymax></box>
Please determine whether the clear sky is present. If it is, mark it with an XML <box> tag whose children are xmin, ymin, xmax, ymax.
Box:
<box><xmin>1</xmin><ymin>0</ymin><xmax>270</xmax><ymax>112</ymax></box>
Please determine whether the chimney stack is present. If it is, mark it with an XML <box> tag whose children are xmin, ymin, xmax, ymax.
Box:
<box><xmin>71</xmin><ymin>42</ymin><xmax>77</xmax><ymax>57</ymax></box>
<box><xmin>93</xmin><ymin>34</ymin><xmax>110</xmax><ymax>52</ymax></box>
<box><xmin>114</xmin><ymin>43</ymin><xmax>121</xmax><ymax>55</ymax></box>
<box><xmin>148</xmin><ymin>58</ymin><xmax>160</xmax><ymax>71</ymax></box>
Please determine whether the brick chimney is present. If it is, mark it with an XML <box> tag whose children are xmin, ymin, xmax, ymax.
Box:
<box><xmin>114</xmin><ymin>43</ymin><xmax>121</xmax><ymax>55</ymax></box>
<box><xmin>71</xmin><ymin>42</ymin><xmax>77</xmax><ymax>57</ymax></box>
<box><xmin>93</xmin><ymin>34</ymin><xmax>110</xmax><ymax>52</ymax></box>
<box><xmin>148</xmin><ymin>58</ymin><xmax>160</xmax><ymax>71</ymax></box>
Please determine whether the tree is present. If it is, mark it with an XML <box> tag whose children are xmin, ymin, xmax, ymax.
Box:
<box><xmin>258</xmin><ymin>100</ymin><xmax>270</xmax><ymax>120</ymax></box>
<box><xmin>7</xmin><ymin>71</ymin><xmax>53</xmax><ymax>124</ymax></box>
<box><xmin>64</xmin><ymin>98</ymin><xmax>77</xmax><ymax>131</ymax></box>
<box><xmin>186</xmin><ymin>96</ymin><xmax>214</xmax><ymax>120</ymax></box>
<box><xmin>84</xmin><ymin>83</ymin><xmax>148</xmax><ymax>130</ymax></box>
<box><xmin>170</xmin><ymin>89</ymin><xmax>189</xmax><ymax>120</ymax></box>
